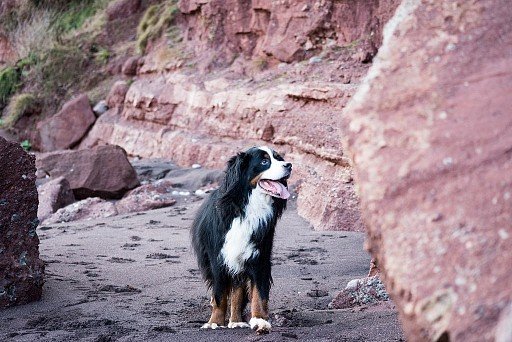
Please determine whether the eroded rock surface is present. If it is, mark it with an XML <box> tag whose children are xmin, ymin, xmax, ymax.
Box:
<box><xmin>44</xmin><ymin>197</ymin><xmax>118</xmax><ymax>224</ymax></box>
<box><xmin>0</xmin><ymin>137</ymin><xmax>44</xmax><ymax>307</ymax></box>
<box><xmin>81</xmin><ymin>76</ymin><xmax>364</xmax><ymax>231</ymax></box>
<box><xmin>178</xmin><ymin>0</ymin><xmax>399</xmax><ymax>66</ymax></box>
<box><xmin>76</xmin><ymin>0</ymin><xmax>405</xmax><ymax>232</ymax></box>
<box><xmin>343</xmin><ymin>0</ymin><xmax>512</xmax><ymax>340</ymax></box>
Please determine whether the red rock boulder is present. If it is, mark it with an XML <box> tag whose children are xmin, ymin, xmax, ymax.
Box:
<box><xmin>37</xmin><ymin>94</ymin><xmax>96</xmax><ymax>152</ymax></box>
<box><xmin>343</xmin><ymin>0</ymin><xmax>512</xmax><ymax>340</ymax></box>
<box><xmin>121</xmin><ymin>56</ymin><xmax>139</xmax><ymax>76</ymax></box>
<box><xmin>0</xmin><ymin>137</ymin><xmax>44</xmax><ymax>307</ymax></box>
<box><xmin>36</xmin><ymin>145</ymin><xmax>140</xmax><ymax>200</ymax></box>
<box><xmin>116</xmin><ymin>179</ymin><xmax>176</xmax><ymax>214</ymax></box>
<box><xmin>329</xmin><ymin>276</ymin><xmax>389</xmax><ymax>309</ymax></box>
<box><xmin>37</xmin><ymin>176</ymin><xmax>75</xmax><ymax>222</ymax></box>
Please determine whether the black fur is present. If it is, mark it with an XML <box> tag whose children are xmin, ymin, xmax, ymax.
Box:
<box><xmin>191</xmin><ymin>147</ymin><xmax>289</xmax><ymax>307</ymax></box>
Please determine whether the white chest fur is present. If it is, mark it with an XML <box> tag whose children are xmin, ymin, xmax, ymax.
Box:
<box><xmin>221</xmin><ymin>191</ymin><xmax>273</xmax><ymax>275</ymax></box>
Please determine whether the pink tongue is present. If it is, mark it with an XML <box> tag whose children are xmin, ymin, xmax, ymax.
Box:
<box><xmin>259</xmin><ymin>180</ymin><xmax>290</xmax><ymax>199</ymax></box>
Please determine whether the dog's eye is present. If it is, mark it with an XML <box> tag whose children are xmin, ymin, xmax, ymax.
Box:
<box><xmin>261</xmin><ymin>159</ymin><xmax>270</xmax><ymax>166</ymax></box>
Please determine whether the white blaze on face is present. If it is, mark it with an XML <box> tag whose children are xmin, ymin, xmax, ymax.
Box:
<box><xmin>258</xmin><ymin>146</ymin><xmax>289</xmax><ymax>181</ymax></box>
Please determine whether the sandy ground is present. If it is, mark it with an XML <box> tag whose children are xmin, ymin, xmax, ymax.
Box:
<box><xmin>0</xmin><ymin>200</ymin><xmax>404</xmax><ymax>341</ymax></box>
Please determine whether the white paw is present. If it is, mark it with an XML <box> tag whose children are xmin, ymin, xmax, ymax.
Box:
<box><xmin>249</xmin><ymin>317</ymin><xmax>272</xmax><ymax>334</ymax></box>
<box><xmin>228</xmin><ymin>321</ymin><xmax>250</xmax><ymax>329</ymax></box>
<box><xmin>201</xmin><ymin>322</ymin><xmax>224</xmax><ymax>329</ymax></box>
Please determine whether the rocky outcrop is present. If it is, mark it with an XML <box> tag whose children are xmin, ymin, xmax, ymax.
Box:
<box><xmin>178</xmin><ymin>0</ymin><xmax>400</xmax><ymax>67</ymax></box>
<box><xmin>164</xmin><ymin>167</ymin><xmax>224</xmax><ymax>191</ymax></box>
<box><xmin>329</xmin><ymin>276</ymin><xmax>389</xmax><ymax>309</ymax></box>
<box><xmin>77</xmin><ymin>0</ymin><xmax>407</xmax><ymax>232</ymax></box>
<box><xmin>131</xmin><ymin>158</ymin><xmax>179</xmax><ymax>182</ymax></box>
<box><xmin>0</xmin><ymin>137</ymin><xmax>44</xmax><ymax>307</ymax></box>
<box><xmin>106</xmin><ymin>81</ymin><xmax>130</xmax><ymax>109</ymax></box>
<box><xmin>37</xmin><ymin>176</ymin><xmax>75</xmax><ymax>222</ymax></box>
<box><xmin>343</xmin><ymin>0</ymin><xmax>512</xmax><ymax>340</ymax></box>
<box><xmin>116</xmin><ymin>179</ymin><xmax>176</xmax><ymax>214</ymax></box>
<box><xmin>80</xmin><ymin>73</ymin><xmax>364</xmax><ymax>231</ymax></box>
<box><xmin>121</xmin><ymin>57</ymin><xmax>139</xmax><ymax>77</ymax></box>
<box><xmin>36</xmin><ymin>94</ymin><xmax>96</xmax><ymax>152</ymax></box>
<box><xmin>36</xmin><ymin>145</ymin><xmax>140</xmax><ymax>200</ymax></box>
<box><xmin>44</xmin><ymin>197</ymin><xmax>118</xmax><ymax>224</ymax></box>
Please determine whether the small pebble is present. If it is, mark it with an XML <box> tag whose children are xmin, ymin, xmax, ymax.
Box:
<box><xmin>308</xmin><ymin>56</ymin><xmax>322</xmax><ymax>64</ymax></box>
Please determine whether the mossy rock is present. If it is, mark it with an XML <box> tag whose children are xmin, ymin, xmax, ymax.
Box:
<box><xmin>0</xmin><ymin>67</ymin><xmax>21</xmax><ymax>109</ymax></box>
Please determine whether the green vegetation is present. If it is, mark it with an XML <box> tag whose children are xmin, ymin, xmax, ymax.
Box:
<box><xmin>20</xmin><ymin>139</ymin><xmax>32</xmax><ymax>151</ymax></box>
<box><xmin>137</xmin><ymin>1</ymin><xmax>179</xmax><ymax>54</ymax></box>
<box><xmin>0</xmin><ymin>0</ymin><xmax>184</xmax><ymax>135</ymax></box>
<box><xmin>94</xmin><ymin>47</ymin><xmax>110</xmax><ymax>65</ymax></box>
<box><xmin>36</xmin><ymin>45</ymin><xmax>88</xmax><ymax>96</ymax></box>
<box><xmin>253</xmin><ymin>57</ymin><xmax>268</xmax><ymax>71</ymax></box>
<box><xmin>343</xmin><ymin>39</ymin><xmax>361</xmax><ymax>50</ymax></box>
<box><xmin>0</xmin><ymin>67</ymin><xmax>21</xmax><ymax>109</ymax></box>
<box><xmin>52</xmin><ymin>1</ymin><xmax>103</xmax><ymax>35</ymax></box>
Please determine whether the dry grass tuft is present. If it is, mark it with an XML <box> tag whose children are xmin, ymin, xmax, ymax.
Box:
<box><xmin>8</xmin><ymin>9</ymin><xmax>56</xmax><ymax>60</ymax></box>
<box><xmin>3</xmin><ymin>93</ymin><xmax>39</xmax><ymax>128</ymax></box>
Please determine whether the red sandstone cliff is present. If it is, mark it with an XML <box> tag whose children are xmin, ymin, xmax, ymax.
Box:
<box><xmin>79</xmin><ymin>0</ymin><xmax>400</xmax><ymax>232</ymax></box>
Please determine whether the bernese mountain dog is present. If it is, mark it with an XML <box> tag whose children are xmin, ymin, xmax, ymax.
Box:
<box><xmin>191</xmin><ymin>146</ymin><xmax>292</xmax><ymax>334</ymax></box>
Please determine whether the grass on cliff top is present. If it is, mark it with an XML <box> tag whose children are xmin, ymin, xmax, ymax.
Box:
<box><xmin>136</xmin><ymin>0</ymin><xmax>179</xmax><ymax>54</ymax></box>
<box><xmin>0</xmin><ymin>0</ymin><xmax>111</xmax><ymax>117</ymax></box>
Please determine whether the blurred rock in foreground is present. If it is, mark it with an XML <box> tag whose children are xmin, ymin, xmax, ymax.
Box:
<box><xmin>343</xmin><ymin>0</ymin><xmax>512</xmax><ymax>340</ymax></box>
<box><xmin>0</xmin><ymin>137</ymin><xmax>44</xmax><ymax>308</ymax></box>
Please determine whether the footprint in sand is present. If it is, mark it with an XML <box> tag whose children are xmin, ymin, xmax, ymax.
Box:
<box><xmin>108</xmin><ymin>257</ymin><xmax>136</xmax><ymax>263</ymax></box>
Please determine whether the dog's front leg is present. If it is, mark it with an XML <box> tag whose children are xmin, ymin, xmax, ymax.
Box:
<box><xmin>249</xmin><ymin>281</ymin><xmax>272</xmax><ymax>334</ymax></box>
<box><xmin>228</xmin><ymin>285</ymin><xmax>250</xmax><ymax>328</ymax></box>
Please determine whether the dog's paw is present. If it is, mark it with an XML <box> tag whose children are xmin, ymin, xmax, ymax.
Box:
<box><xmin>228</xmin><ymin>321</ymin><xmax>250</xmax><ymax>329</ymax></box>
<box><xmin>249</xmin><ymin>317</ymin><xmax>272</xmax><ymax>334</ymax></box>
<box><xmin>201</xmin><ymin>322</ymin><xmax>224</xmax><ymax>329</ymax></box>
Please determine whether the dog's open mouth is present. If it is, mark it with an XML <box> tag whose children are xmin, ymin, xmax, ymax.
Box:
<box><xmin>258</xmin><ymin>179</ymin><xmax>290</xmax><ymax>199</ymax></box>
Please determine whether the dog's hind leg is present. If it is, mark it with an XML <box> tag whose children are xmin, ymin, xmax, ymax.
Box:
<box><xmin>228</xmin><ymin>284</ymin><xmax>250</xmax><ymax>328</ymax></box>
<box><xmin>201</xmin><ymin>278</ymin><xmax>229</xmax><ymax>329</ymax></box>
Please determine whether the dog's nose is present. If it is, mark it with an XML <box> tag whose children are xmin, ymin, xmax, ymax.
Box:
<box><xmin>283</xmin><ymin>163</ymin><xmax>292</xmax><ymax>171</ymax></box>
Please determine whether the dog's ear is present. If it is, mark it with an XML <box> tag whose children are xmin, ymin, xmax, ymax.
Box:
<box><xmin>218</xmin><ymin>152</ymin><xmax>248</xmax><ymax>217</ymax></box>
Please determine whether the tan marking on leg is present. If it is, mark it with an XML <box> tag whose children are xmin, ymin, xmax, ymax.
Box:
<box><xmin>250</xmin><ymin>283</ymin><xmax>271</xmax><ymax>334</ymax></box>
<box><xmin>250</xmin><ymin>284</ymin><xmax>268</xmax><ymax>319</ymax></box>
<box><xmin>229</xmin><ymin>285</ymin><xmax>245</xmax><ymax>323</ymax></box>
<box><xmin>202</xmin><ymin>292</ymin><xmax>228</xmax><ymax>328</ymax></box>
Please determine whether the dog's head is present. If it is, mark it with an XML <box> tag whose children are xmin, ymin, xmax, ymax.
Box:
<box><xmin>219</xmin><ymin>146</ymin><xmax>292</xmax><ymax>214</ymax></box>
<box><xmin>245</xmin><ymin>146</ymin><xmax>291</xmax><ymax>199</ymax></box>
